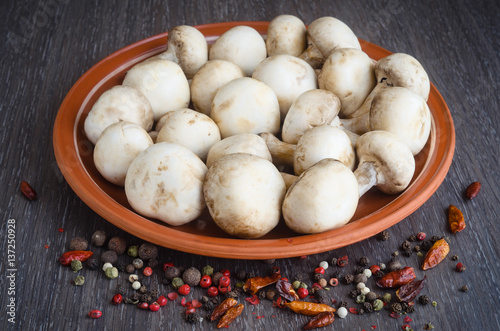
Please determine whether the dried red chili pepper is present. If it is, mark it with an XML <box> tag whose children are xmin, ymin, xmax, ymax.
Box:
<box><xmin>376</xmin><ymin>267</ymin><xmax>416</xmax><ymax>288</ymax></box>
<box><xmin>276</xmin><ymin>279</ymin><xmax>300</xmax><ymax>301</ymax></box>
<box><xmin>217</xmin><ymin>303</ymin><xmax>244</xmax><ymax>328</ymax></box>
<box><xmin>245</xmin><ymin>295</ymin><xmax>260</xmax><ymax>305</ymax></box>
<box><xmin>448</xmin><ymin>205</ymin><xmax>466</xmax><ymax>234</ymax></box>
<box><xmin>20</xmin><ymin>181</ymin><xmax>37</xmax><ymax>200</ymax></box>
<box><xmin>396</xmin><ymin>276</ymin><xmax>426</xmax><ymax>302</ymax></box>
<box><xmin>284</xmin><ymin>301</ymin><xmax>335</xmax><ymax>316</ymax></box>
<box><xmin>88</xmin><ymin>310</ymin><xmax>102</xmax><ymax>319</ymax></box>
<box><xmin>243</xmin><ymin>271</ymin><xmax>281</xmax><ymax>295</ymax></box>
<box><xmin>337</xmin><ymin>255</ymin><xmax>348</xmax><ymax>267</ymax></box>
<box><xmin>465</xmin><ymin>181</ymin><xmax>481</xmax><ymax>199</ymax></box>
<box><xmin>348</xmin><ymin>307</ymin><xmax>358</xmax><ymax>314</ymax></box>
<box><xmin>422</xmin><ymin>239</ymin><xmax>450</xmax><ymax>270</ymax></box>
<box><xmin>303</xmin><ymin>311</ymin><xmax>335</xmax><ymax>330</ymax></box>
<box><xmin>210</xmin><ymin>297</ymin><xmax>237</xmax><ymax>321</ymax></box>
<box><xmin>59</xmin><ymin>250</ymin><xmax>93</xmax><ymax>266</ymax></box>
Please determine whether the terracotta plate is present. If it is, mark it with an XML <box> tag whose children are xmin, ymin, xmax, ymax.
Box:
<box><xmin>53</xmin><ymin>21</ymin><xmax>455</xmax><ymax>259</ymax></box>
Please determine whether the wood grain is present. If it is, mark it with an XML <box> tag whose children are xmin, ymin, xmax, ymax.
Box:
<box><xmin>1</xmin><ymin>0</ymin><xmax>499</xmax><ymax>330</ymax></box>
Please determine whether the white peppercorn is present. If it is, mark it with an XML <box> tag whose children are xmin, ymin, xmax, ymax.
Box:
<box><xmin>337</xmin><ymin>307</ymin><xmax>348</xmax><ymax>318</ymax></box>
<box><xmin>132</xmin><ymin>281</ymin><xmax>141</xmax><ymax>290</ymax></box>
<box><xmin>319</xmin><ymin>261</ymin><xmax>329</xmax><ymax>270</ymax></box>
<box><xmin>360</xmin><ymin>287</ymin><xmax>371</xmax><ymax>295</ymax></box>
<box><xmin>363</xmin><ymin>268</ymin><xmax>372</xmax><ymax>278</ymax></box>
<box><xmin>102</xmin><ymin>262</ymin><xmax>113</xmax><ymax>272</ymax></box>
<box><xmin>129</xmin><ymin>274</ymin><xmax>139</xmax><ymax>283</ymax></box>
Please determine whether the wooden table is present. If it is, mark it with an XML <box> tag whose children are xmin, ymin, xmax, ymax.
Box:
<box><xmin>2</xmin><ymin>0</ymin><xmax>499</xmax><ymax>329</ymax></box>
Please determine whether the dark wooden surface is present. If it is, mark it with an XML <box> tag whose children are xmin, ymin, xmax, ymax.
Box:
<box><xmin>1</xmin><ymin>0</ymin><xmax>499</xmax><ymax>330</ymax></box>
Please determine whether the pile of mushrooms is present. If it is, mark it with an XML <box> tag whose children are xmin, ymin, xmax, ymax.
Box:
<box><xmin>83</xmin><ymin>14</ymin><xmax>432</xmax><ymax>238</ymax></box>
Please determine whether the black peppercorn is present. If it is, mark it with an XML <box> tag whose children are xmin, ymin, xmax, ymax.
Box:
<box><xmin>91</xmin><ymin>230</ymin><xmax>107</xmax><ymax>247</ymax></box>
<box><xmin>343</xmin><ymin>274</ymin><xmax>354</xmax><ymax>284</ymax></box>
<box><xmin>162</xmin><ymin>278</ymin><xmax>170</xmax><ymax>286</ymax></box>
<box><xmin>182</xmin><ymin>267</ymin><xmax>201</xmax><ymax>287</ymax></box>
<box><xmin>165</xmin><ymin>266</ymin><xmax>181</xmax><ymax>280</ymax></box>
<box><xmin>406</xmin><ymin>305</ymin><xmax>415</xmax><ymax>313</ymax></box>
<box><xmin>401</xmin><ymin>240</ymin><xmax>411</xmax><ymax>251</ymax></box>
<box><xmin>138</xmin><ymin>243</ymin><xmax>158</xmax><ymax>261</ymax></box>
<box><xmin>125</xmin><ymin>264</ymin><xmax>135</xmax><ymax>274</ymax></box>
<box><xmin>236</xmin><ymin>269</ymin><xmax>247</xmax><ymax>281</ymax></box>
<box><xmin>86</xmin><ymin>257</ymin><xmax>99</xmax><ymax>270</ymax></box>
<box><xmin>185</xmin><ymin>313</ymin><xmax>198</xmax><ymax>324</ymax></box>
<box><xmin>430</xmin><ymin>235</ymin><xmax>439</xmax><ymax>243</ymax></box>
<box><xmin>257</xmin><ymin>290</ymin><xmax>266</xmax><ymax>299</ymax></box>
<box><xmin>101</xmin><ymin>250</ymin><xmax>118</xmax><ymax>264</ymax></box>
<box><xmin>115</xmin><ymin>283</ymin><xmax>126</xmax><ymax>295</ymax></box>
<box><xmin>212</xmin><ymin>272</ymin><xmax>223</xmax><ymax>286</ymax></box>
<box><xmin>414</xmin><ymin>245</ymin><xmax>421</xmax><ymax>252</ymax></box>
<box><xmin>375</xmin><ymin>270</ymin><xmax>385</xmax><ymax>278</ymax></box>
<box><xmin>203</xmin><ymin>301</ymin><xmax>214</xmax><ymax>311</ymax></box>
<box><xmin>461</xmin><ymin>285</ymin><xmax>469</xmax><ymax>292</ymax></box>
<box><xmin>358</xmin><ymin>308</ymin><xmax>365</xmax><ymax>315</ymax></box>
<box><xmin>377</xmin><ymin>230</ymin><xmax>389</xmax><ymax>241</ymax></box>
<box><xmin>363</xmin><ymin>301</ymin><xmax>373</xmax><ymax>313</ymax></box>
<box><xmin>408</xmin><ymin>235</ymin><xmax>416</xmax><ymax>242</ymax></box>
<box><xmin>421</xmin><ymin>240</ymin><xmax>433</xmax><ymax>251</ymax></box>
<box><xmin>314</xmin><ymin>289</ymin><xmax>329</xmax><ymax>304</ymax></box>
<box><xmin>314</xmin><ymin>273</ymin><xmax>323</xmax><ymax>281</ymax></box>
<box><xmin>403</xmin><ymin>249</ymin><xmax>413</xmax><ymax>257</ymax></box>
<box><xmin>359</xmin><ymin>256</ymin><xmax>370</xmax><ymax>267</ymax></box>
<box><xmin>339</xmin><ymin>301</ymin><xmax>349</xmax><ymax>308</ymax></box>
<box><xmin>349</xmin><ymin>290</ymin><xmax>358</xmax><ymax>299</ymax></box>
<box><xmin>419</xmin><ymin>295</ymin><xmax>430</xmax><ymax>305</ymax></box>
<box><xmin>331</xmin><ymin>257</ymin><xmax>338</xmax><ymax>266</ymax></box>
<box><xmin>150</xmin><ymin>289</ymin><xmax>159</xmax><ymax>298</ymax></box>
<box><xmin>131</xmin><ymin>292</ymin><xmax>140</xmax><ymax>301</ymax></box>
<box><xmin>391</xmin><ymin>302</ymin><xmax>402</xmax><ymax>313</ymax></box>
<box><xmin>70</xmin><ymin>237</ymin><xmax>88</xmax><ymax>251</ymax></box>
<box><xmin>388</xmin><ymin>260</ymin><xmax>402</xmax><ymax>272</ymax></box>
<box><xmin>108</xmin><ymin>236</ymin><xmax>127</xmax><ymax>254</ymax></box>
<box><xmin>354</xmin><ymin>266</ymin><xmax>364</xmax><ymax>274</ymax></box>
<box><xmin>116</xmin><ymin>261</ymin><xmax>127</xmax><ymax>272</ymax></box>
<box><xmin>451</xmin><ymin>255</ymin><xmax>459</xmax><ymax>261</ymax></box>
<box><xmin>147</xmin><ymin>259</ymin><xmax>159</xmax><ymax>268</ymax></box>
<box><xmin>141</xmin><ymin>276</ymin><xmax>151</xmax><ymax>287</ymax></box>
<box><xmin>139</xmin><ymin>286</ymin><xmax>148</xmax><ymax>294</ymax></box>
<box><xmin>332</xmin><ymin>270</ymin><xmax>342</xmax><ymax>279</ymax></box>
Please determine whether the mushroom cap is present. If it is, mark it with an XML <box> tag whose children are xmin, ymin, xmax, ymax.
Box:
<box><xmin>93</xmin><ymin>121</ymin><xmax>153</xmax><ymax>186</ymax></box>
<box><xmin>206</xmin><ymin>133</ymin><xmax>272</xmax><ymax>168</ymax></box>
<box><xmin>266</xmin><ymin>14</ymin><xmax>307</xmax><ymax>57</ymax></box>
<box><xmin>203</xmin><ymin>153</ymin><xmax>286</xmax><ymax>238</ymax></box>
<box><xmin>307</xmin><ymin>16</ymin><xmax>361</xmax><ymax>58</ymax></box>
<box><xmin>375</xmin><ymin>53</ymin><xmax>430</xmax><ymax>101</ymax></box>
<box><xmin>156</xmin><ymin>25</ymin><xmax>208</xmax><ymax>79</ymax></box>
<box><xmin>84</xmin><ymin>85</ymin><xmax>154</xmax><ymax>144</ymax></box>
<box><xmin>282</xmin><ymin>89</ymin><xmax>341</xmax><ymax>144</ymax></box>
<box><xmin>210</xmin><ymin>77</ymin><xmax>280</xmax><ymax>138</ymax></box>
<box><xmin>252</xmin><ymin>54</ymin><xmax>318</xmax><ymax>119</ymax></box>
<box><xmin>369</xmin><ymin>87</ymin><xmax>431</xmax><ymax>155</ymax></box>
<box><xmin>190</xmin><ymin>60</ymin><xmax>245</xmax><ymax>116</ymax></box>
<box><xmin>125</xmin><ymin>142</ymin><xmax>208</xmax><ymax>226</ymax></box>
<box><xmin>283</xmin><ymin>158</ymin><xmax>359</xmax><ymax>234</ymax></box>
<box><xmin>209</xmin><ymin>25</ymin><xmax>267</xmax><ymax>76</ymax></box>
<box><xmin>122</xmin><ymin>59</ymin><xmax>190</xmax><ymax>121</ymax></box>
<box><xmin>319</xmin><ymin>48</ymin><xmax>376</xmax><ymax>117</ymax></box>
<box><xmin>294</xmin><ymin>125</ymin><xmax>355</xmax><ymax>175</ymax></box>
<box><xmin>355</xmin><ymin>131</ymin><xmax>415</xmax><ymax>195</ymax></box>
<box><xmin>156</xmin><ymin>108</ymin><xmax>221</xmax><ymax>161</ymax></box>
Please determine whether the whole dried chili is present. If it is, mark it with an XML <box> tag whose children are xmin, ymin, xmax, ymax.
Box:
<box><xmin>243</xmin><ymin>271</ymin><xmax>281</xmax><ymax>295</ymax></box>
<box><xmin>376</xmin><ymin>267</ymin><xmax>416</xmax><ymax>288</ymax></box>
<box><xmin>284</xmin><ymin>301</ymin><xmax>335</xmax><ymax>316</ymax></box>
<box><xmin>303</xmin><ymin>311</ymin><xmax>335</xmax><ymax>330</ymax></box>
<box><xmin>276</xmin><ymin>279</ymin><xmax>300</xmax><ymax>301</ymax></box>
<box><xmin>20</xmin><ymin>181</ymin><xmax>37</xmax><ymax>200</ymax></box>
<box><xmin>217</xmin><ymin>303</ymin><xmax>244</xmax><ymax>328</ymax></box>
<box><xmin>396</xmin><ymin>276</ymin><xmax>426</xmax><ymax>302</ymax></box>
<box><xmin>448</xmin><ymin>205</ymin><xmax>466</xmax><ymax>234</ymax></box>
<box><xmin>59</xmin><ymin>251</ymin><xmax>93</xmax><ymax>266</ymax></box>
<box><xmin>210</xmin><ymin>298</ymin><xmax>237</xmax><ymax>321</ymax></box>
<box><xmin>422</xmin><ymin>238</ymin><xmax>450</xmax><ymax>270</ymax></box>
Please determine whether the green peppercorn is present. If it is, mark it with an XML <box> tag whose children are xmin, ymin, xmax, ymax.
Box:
<box><xmin>292</xmin><ymin>280</ymin><xmax>301</xmax><ymax>290</ymax></box>
<box><xmin>417</xmin><ymin>252</ymin><xmax>424</xmax><ymax>258</ymax></box>
<box><xmin>105</xmin><ymin>267</ymin><xmax>119</xmax><ymax>279</ymax></box>
<box><xmin>299</xmin><ymin>282</ymin><xmax>308</xmax><ymax>289</ymax></box>
<box><xmin>356</xmin><ymin>294</ymin><xmax>366</xmax><ymax>303</ymax></box>
<box><xmin>127</xmin><ymin>245</ymin><xmax>139</xmax><ymax>257</ymax></box>
<box><xmin>71</xmin><ymin>260</ymin><xmax>83</xmax><ymax>272</ymax></box>
<box><xmin>171</xmin><ymin>277</ymin><xmax>184</xmax><ymax>289</ymax></box>
<box><xmin>382</xmin><ymin>293</ymin><xmax>392</xmax><ymax>303</ymax></box>
<box><xmin>372</xmin><ymin>299</ymin><xmax>383</xmax><ymax>311</ymax></box>
<box><xmin>431</xmin><ymin>301</ymin><xmax>437</xmax><ymax>307</ymax></box>
<box><xmin>202</xmin><ymin>265</ymin><xmax>214</xmax><ymax>276</ymax></box>
<box><xmin>73</xmin><ymin>275</ymin><xmax>85</xmax><ymax>286</ymax></box>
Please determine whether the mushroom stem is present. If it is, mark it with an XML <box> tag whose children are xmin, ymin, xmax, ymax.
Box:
<box><xmin>339</xmin><ymin>115</ymin><xmax>370</xmax><ymax>135</ymax></box>
<box><xmin>353</xmin><ymin>161</ymin><xmax>378</xmax><ymax>197</ymax></box>
<box><xmin>280</xmin><ymin>172</ymin><xmax>298</xmax><ymax>191</ymax></box>
<box><xmin>329</xmin><ymin>116</ymin><xmax>360</xmax><ymax>146</ymax></box>
<box><xmin>259</xmin><ymin>132</ymin><xmax>295</xmax><ymax>166</ymax></box>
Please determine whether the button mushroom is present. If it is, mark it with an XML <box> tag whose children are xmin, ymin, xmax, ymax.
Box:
<box><xmin>190</xmin><ymin>60</ymin><xmax>244</xmax><ymax>116</ymax></box>
<box><xmin>318</xmin><ymin>48</ymin><xmax>376</xmax><ymax>118</ymax></box>
<box><xmin>210</xmin><ymin>77</ymin><xmax>280</xmax><ymax>138</ymax></box>
<box><xmin>265</xmin><ymin>14</ymin><xmax>307</xmax><ymax>57</ymax></box>
<box><xmin>209</xmin><ymin>25</ymin><xmax>266</xmax><ymax>76</ymax></box>
<box><xmin>203</xmin><ymin>153</ymin><xmax>286</xmax><ymax>238</ymax></box>
<box><xmin>156</xmin><ymin>108</ymin><xmax>221</xmax><ymax>162</ymax></box>
<box><xmin>206</xmin><ymin>133</ymin><xmax>272</xmax><ymax>168</ymax></box>
<box><xmin>282</xmin><ymin>158</ymin><xmax>359</xmax><ymax>234</ymax></box>
<box><xmin>341</xmin><ymin>86</ymin><xmax>431</xmax><ymax>155</ymax></box>
<box><xmin>153</xmin><ymin>25</ymin><xmax>208</xmax><ymax>79</ymax></box>
<box><xmin>122</xmin><ymin>58</ymin><xmax>190</xmax><ymax>121</ymax></box>
<box><xmin>299</xmin><ymin>16</ymin><xmax>361</xmax><ymax>68</ymax></box>
<box><xmin>93</xmin><ymin>121</ymin><xmax>153</xmax><ymax>186</ymax></box>
<box><xmin>252</xmin><ymin>54</ymin><xmax>317</xmax><ymax>120</ymax></box>
<box><xmin>124</xmin><ymin>142</ymin><xmax>208</xmax><ymax>226</ymax></box>
<box><xmin>354</xmin><ymin>131</ymin><xmax>415</xmax><ymax>197</ymax></box>
<box><xmin>84</xmin><ymin>85</ymin><xmax>154</xmax><ymax>145</ymax></box>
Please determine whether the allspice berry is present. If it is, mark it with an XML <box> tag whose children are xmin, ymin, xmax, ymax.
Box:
<box><xmin>182</xmin><ymin>267</ymin><xmax>201</xmax><ymax>287</ymax></box>
<box><xmin>101</xmin><ymin>250</ymin><xmax>118</xmax><ymax>264</ymax></box>
<box><xmin>165</xmin><ymin>266</ymin><xmax>181</xmax><ymax>280</ymax></box>
<box><xmin>138</xmin><ymin>243</ymin><xmax>158</xmax><ymax>261</ymax></box>
<box><xmin>212</xmin><ymin>272</ymin><xmax>223</xmax><ymax>286</ymax></box>
<box><xmin>108</xmin><ymin>236</ymin><xmax>127</xmax><ymax>254</ymax></box>
<box><xmin>91</xmin><ymin>230</ymin><xmax>107</xmax><ymax>247</ymax></box>
<box><xmin>69</xmin><ymin>237</ymin><xmax>88</xmax><ymax>251</ymax></box>
<box><xmin>354</xmin><ymin>273</ymin><xmax>367</xmax><ymax>284</ymax></box>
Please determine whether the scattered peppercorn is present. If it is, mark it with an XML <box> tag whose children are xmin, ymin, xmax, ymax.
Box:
<box><xmin>202</xmin><ymin>265</ymin><xmax>214</xmax><ymax>276</ymax></box>
<box><xmin>102</xmin><ymin>262</ymin><xmax>113</xmax><ymax>272</ymax></box>
<box><xmin>139</xmin><ymin>285</ymin><xmax>148</xmax><ymax>294</ymax></box>
<box><xmin>358</xmin><ymin>308</ymin><xmax>365</xmax><ymax>315</ymax></box>
<box><xmin>318</xmin><ymin>278</ymin><xmax>327</xmax><ymax>288</ymax></box>
<box><xmin>74</xmin><ymin>275</ymin><xmax>85</xmax><ymax>286</ymax></box>
<box><xmin>461</xmin><ymin>285</ymin><xmax>469</xmax><ymax>292</ymax></box>
<box><xmin>138</xmin><ymin>243</ymin><xmax>158</xmax><ymax>261</ymax></box>
<box><xmin>70</xmin><ymin>237</ymin><xmax>88</xmax><ymax>251</ymax></box>
<box><xmin>171</xmin><ymin>277</ymin><xmax>184</xmax><ymax>290</ymax></box>
<box><xmin>377</xmin><ymin>230</ymin><xmax>389</xmax><ymax>241</ymax></box>
<box><xmin>131</xmin><ymin>281</ymin><xmax>141</xmax><ymax>290</ymax></box>
<box><xmin>71</xmin><ymin>260</ymin><xmax>83</xmax><ymax>272</ymax></box>
<box><xmin>421</xmin><ymin>240</ymin><xmax>433</xmax><ymax>251</ymax></box>
<box><xmin>91</xmin><ymin>230</ymin><xmax>107</xmax><ymax>247</ymax></box>
<box><xmin>423</xmin><ymin>323</ymin><xmax>434</xmax><ymax>330</ymax></box>
<box><xmin>354</xmin><ymin>266</ymin><xmax>365</xmax><ymax>274</ymax></box>
<box><xmin>456</xmin><ymin>262</ymin><xmax>466</xmax><ymax>272</ymax></box>
<box><xmin>86</xmin><ymin>257</ymin><xmax>99</xmax><ymax>270</ymax></box>
<box><xmin>203</xmin><ymin>300</ymin><xmax>215</xmax><ymax>311</ymax></box>
<box><xmin>451</xmin><ymin>254</ymin><xmax>459</xmax><ymax>261</ymax></box>
<box><xmin>403</xmin><ymin>249</ymin><xmax>413</xmax><ymax>257</ymax></box>
<box><xmin>375</xmin><ymin>270</ymin><xmax>385</xmax><ymax>278</ymax></box>
<box><xmin>363</xmin><ymin>301</ymin><xmax>373</xmax><ymax>313</ymax></box>
<box><xmin>354</xmin><ymin>273</ymin><xmax>367</xmax><ymax>284</ymax></box>
<box><xmin>419</xmin><ymin>295</ymin><xmax>430</xmax><ymax>305</ymax></box>
<box><xmin>183</xmin><ymin>267</ymin><xmax>202</xmax><ymax>287</ymax></box>
<box><xmin>431</xmin><ymin>301</ymin><xmax>437</xmax><ymax>307</ymax></box>
<box><xmin>356</xmin><ymin>294</ymin><xmax>366</xmax><ymax>303</ymax></box>
<box><xmin>108</xmin><ymin>236</ymin><xmax>127</xmax><ymax>254</ymax></box>
<box><xmin>382</xmin><ymin>293</ymin><xmax>392</xmax><ymax>303</ymax></box>
<box><xmin>365</xmin><ymin>291</ymin><xmax>377</xmax><ymax>302</ymax></box>
<box><xmin>132</xmin><ymin>258</ymin><xmax>144</xmax><ymax>270</ymax></box>
<box><xmin>414</xmin><ymin>245</ymin><xmax>421</xmax><ymax>252</ymax></box>
<box><xmin>343</xmin><ymin>274</ymin><xmax>354</xmax><ymax>284</ymax></box>
<box><xmin>332</xmin><ymin>270</ymin><xmax>342</xmax><ymax>279</ymax></box>
<box><xmin>165</xmin><ymin>266</ymin><xmax>181</xmax><ymax>280</ymax></box>
<box><xmin>101</xmin><ymin>250</ymin><xmax>118</xmax><ymax>264</ymax></box>
<box><xmin>105</xmin><ymin>267</ymin><xmax>119</xmax><ymax>279</ymax></box>
<box><xmin>359</xmin><ymin>256</ymin><xmax>370</xmax><ymax>266</ymax></box>
<box><xmin>349</xmin><ymin>290</ymin><xmax>358</xmax><ymax>299</ymax></box>
<box><xmin>235</xmin><ymin>269</ymin><xmax>247</xmax><ymax>280</ymax></box>
<box><xmin>417</xmin><ymin>252</ymin><xmax>424</xmax><ymax>258</ymax></box>
<box><xmin>212</xmin><ymin>272</ymin><xmax>223</xmax><ymax>286</ymax></box>
<box><xmin>127</xmin><ymin>245</ymin><xmax>139</xmax><ymax>257</ymax></box>
<box><xmin>314</xmin><ymin>273</ymin><xmax>323</xmax><ymax>281</ymax></box>
<box><xmin>390</xmin><ymin>302</ymin><xmax>402</xmax><ymax>313</ymax></box>
<box><xmin>401</xmin><ymin>240</ymin><xmax>411</xmax><ymax>251</ymax></box>
<box><xmin>392</xmin><ymin>251</ymin><xmax>399</xmax><ymax>257</ymax></box>
<box><xmin>124</xmin><ymin>264</ymin><xmax>134</xmax><ymax>274</ymax></box>
<box><xmin>388</xmin><ymin>260</ymin><xmax>402</xmax><ymax>272</ymax></box>
<box><xmin>430</xmin><ymin>236</ymin><xmax>439</xmax><ymax>243</ymax></box>
<box><xmin>266</xmin><ymin>289</ymin><xmax>276</xmax><ymax>300</ymax></box>
<box><xmin>185</xmin><ymin>312</ymin><xmax>198</xmax><ymax>323</ymax></box>
<box><xmin>372</xmin><ymin>299</ymin><xmax>383</xmax><ymax>311</ymax></box>
<box><xmin>330</xmin><ymin>257</ymin><xmax>338</xmax><ymax>266</ymax></box>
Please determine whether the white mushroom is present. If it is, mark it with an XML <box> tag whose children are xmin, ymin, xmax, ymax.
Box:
<box><xmin>206</xmin><ymin>133</ymin><xmax>272</xmax><ymax>168</ymax></box>
<box><xmin>84</xmin><ymin>85</ymin><xmax>154</xmax><ymax>145</ymax></box>
<box><xmin>299</xmin><ymin>16</ymin><xmax>361</xmax><ymax>68</ymax></box>
<box><xmin>210</xmin><ymin>77</ymin><xmax>280</xmax><ymax>138</ymax></box>
<box><xmin>252</xmin><ymin>54</ymin><xmax>317</xmax><ymax>120</ymax></box>
<box><xmin>190</xmin><ymin>60</ymin><xmax>245</xmax><ymax>116</ymax></box>
<box><xmin>209</xmin><ymin>26</ymin><xmax>266</xmax><ymax>76</ymax></box>
<box><xmin>318</xmin><ymin>48</ymin><xmax>376</xmax><ymax>117</ymax></box>
<box><xmin>153</xmin><ymin>25</ymin><xmax>208</xmax><ymax>79</ymax></box>
<box><xmin>266</xmin><ymin>14</ymin><xmax>307</xmax><ymax>56</ymax></box>
<box><xmin>203</xmin><ymin>153</ymin><xmax>286</xmax><ymax>238</ymax></box>
<box><xmin>354</xmin><ymin>131</ymin><xmax>415</xmax><ymax>197</ymax></box>
<box><xmin>156</xmin><ymin>108</ymin><xmax>221</xmax><ymax>161</ymax></box>
<box><xmin>93</xmin><ymin>121</ymin><xmax>153</xmax><ymax>186</ymax></box>
<box><xmin>122</xmin><ymin>59</ymin><xmax>190</xmax><ymax>121</ymax></box>
<box><xmin>282</xmin><ymin>158</ymin><xmax>359</xmax><ymax>234</ymax></box>
<box><xmin>125</xmin><ymin>142</ymin><xmax>207</xmax><ymax>226</ymax></box>
<box><xmin>341</xmin><ymin>87</ymin><xmax>431</xmax><ymax>155</ymax></box>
